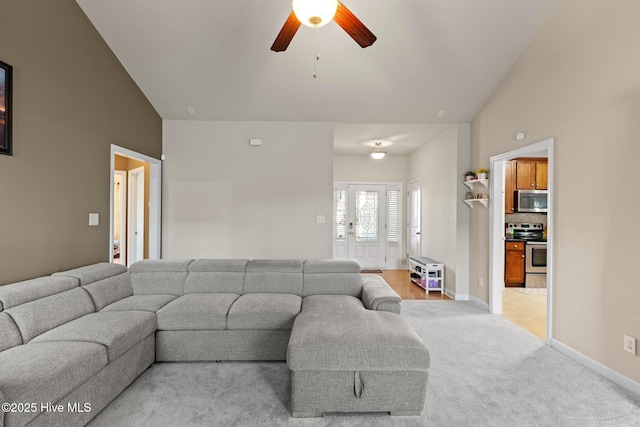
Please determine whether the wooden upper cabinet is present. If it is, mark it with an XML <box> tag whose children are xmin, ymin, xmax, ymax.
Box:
<box><xmin>515</xmin><ymin>158</ymin><xmax>548</xmax><ymax>190</ymax></box>
<box><xmin>504</xmin><ymin>160</ymin><xmax>516</xmax><ymax>214</ymax></box>
<box><xmin>535</xmin><ymin>161</ymin><xmax>548</xmax><ymax>190</ymax></box>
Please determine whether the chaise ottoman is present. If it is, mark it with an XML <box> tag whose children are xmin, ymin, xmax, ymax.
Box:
<box><xmin>287</xmin><ymin>295</ymin><xmax>430</xmax><ymax>417</ymax></box>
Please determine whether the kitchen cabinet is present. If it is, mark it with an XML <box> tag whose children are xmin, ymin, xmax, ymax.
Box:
<box><xmin>504</xmin><ymin>241</ymin><xmax>525</xmax><ymax>286</ymax></box>
<box><xmin>515</xmin><ymin>158</ymin><xmax>548</xmax><ymax>190</ymax></box>
<box><xmin>504</xmin><ymin>160</ymin><xmax>516</xmax><ymax>214</ymax></box>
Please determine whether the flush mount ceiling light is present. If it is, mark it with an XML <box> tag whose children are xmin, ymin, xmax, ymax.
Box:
<box><xmin>370</xmin><ymin>142</ymin><xmax>386</xmax><ymax>160</ymax></box>
<box><xmin>292</xmin><ymin>0</ymin><xmax>338</xmax><ymax>27</ymax></box>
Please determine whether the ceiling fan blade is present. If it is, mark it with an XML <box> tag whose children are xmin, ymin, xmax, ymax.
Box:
<box><xmin>271</xmin><ymin>11</ymin><xmax>301</xmax><ymax>52</ymax></box>
<box><xmin>334</xmin><ymin>1</ymin><xmax>377</xmax><ymax>48</ymax></box>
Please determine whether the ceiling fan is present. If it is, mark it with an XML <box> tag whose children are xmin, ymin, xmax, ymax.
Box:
<box><xmin>271</xmin><ymin>0</ymin><xmax>377</xmax><ymax>52</ymax></box>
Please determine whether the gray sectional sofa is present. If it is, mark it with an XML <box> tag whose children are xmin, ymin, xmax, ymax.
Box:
<box><xmin>0</xmin><ymin>259</ymin><xmax>430</xmax><ymax>426</ymax></box>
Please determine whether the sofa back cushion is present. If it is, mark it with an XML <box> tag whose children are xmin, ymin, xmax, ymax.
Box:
<box><xmin>129</xmin><ymin>259</ymin><xmax>194</xmax><ymax>296</ymax></box>
<box><xmin>53</xmin><ymin>262</ymin><xmax>127</xmax><ymax>286</ymax></box>
<box><xmin>244</xmin><ymin>260</ymin><xmax>304</xmax><ymax>295</ymax></box>
<box><xmin>54</xmin><ymin>263</ymin><xmax>132</xmax><ymax>311</ymax></box>
<box><xmin>4</xmin><ymin>287</ymin><xmax>94</xmax><ymax>343</ymax></box>
<box><xmin>0</xmin><ymin>276</ymin><xmax>78</xmax><ymax>312</ymax></box>
<box><xmin>302</xmin><ymin>260</ymin><xmax>362</xmax><ymax>297</ymax></box>
<box><xmin>0</xmin><ymin>312</ymin><xmax>22</xmax><ymax>352</ymax></box>
<box><xmin>185</xmin><ymin>259</ymin><xmax>248</xmax><ymax>294</ymax></box>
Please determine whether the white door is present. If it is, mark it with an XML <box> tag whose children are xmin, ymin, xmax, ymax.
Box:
<box><xmin>348</xmin><ymin>184</ymin><xmax>386</xmax><ymax>269</ymax></box>
<box><xmin>407</xmin><ymin>180</ymin><xmax>421</xmax><ymax>259</ymax></box>
<box><xmin>128</xmin><ymin>167</ymin><xmax>145</xmax><ymax>265</ymax></box>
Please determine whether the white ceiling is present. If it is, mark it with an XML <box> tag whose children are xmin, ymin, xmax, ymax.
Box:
<box><xmin>77</xmin><ymin>0</ymin><xmax>558</xmax><ymax>155</ymax></box>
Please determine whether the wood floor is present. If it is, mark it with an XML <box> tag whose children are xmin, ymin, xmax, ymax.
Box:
<box><xmin>372</xmin><ymin>270</ymin><xmax>451</xmax><ymax>300</ymax></box>
<box><xmin>375</xmin><ymin>270</ymin><xmax>545</xmax><ymax>341</ymax></box>
<box><xmin>502</xmin><ymin>288</ymin><xmax>547</xmax><ymax>340</ymax></box>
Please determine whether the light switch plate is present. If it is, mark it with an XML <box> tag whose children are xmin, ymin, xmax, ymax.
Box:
<box><xmin>316</xmin><ymin>215</ymin><xmax>325</xmax><ymax>224</ymax></box>
<box><xmin>89</xmin><ymin>213</ymin><xmax>99</xmax><ymax>226</ymax></box>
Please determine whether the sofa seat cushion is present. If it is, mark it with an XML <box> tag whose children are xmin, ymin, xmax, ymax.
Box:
<box><xmin>227</xmin><ymin>293</ymin><xmax>302</xmax><ymax>330</ymax></box>
<box><xmin>100</xmin><ymin>294</ymin><xmax>177</xmax><ymax>312</ymax></box>
<box><xmin>0</xmin><ymin>341</ymin><xmax>107</xmax><ymax>426</ymax></box>
<box><xmin>30</xmin><ymin>311</ymin><xmax>156</xmax><ymax>361</ymax></box>
<box><xmin>156</xmin><ymin>293</ymin><xmax>240</xmax><ymax>330</ymax></box>
<box><xmin>287</xmin><ymin>295</ymin><xmax>430</xmax><ymax>372</ymax></box>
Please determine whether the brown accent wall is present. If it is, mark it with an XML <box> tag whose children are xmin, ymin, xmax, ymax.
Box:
<box><xmin>0</xmin><ymin>0</ymin><xmax>162</xmax><ymax>285</ymax></box>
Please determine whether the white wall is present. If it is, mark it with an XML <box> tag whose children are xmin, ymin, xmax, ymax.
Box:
<box><xmin>334</xmin><ymin>154</ymin><xmax>408</xmax><ymax>183</ymax></box>
<box><xmin>162</xmin><ymin>120</ymin><xmax>334</xmax><ymax>259</ymax></box>
<box><xmin>469</xmin><ymin>0</ymin><xmax>640</xmax><ymax>382</ymax></box>
<box><xmin>408</xmin><ymin>124</ymin><xmax>470</xmax><ymax>297</ymax></box>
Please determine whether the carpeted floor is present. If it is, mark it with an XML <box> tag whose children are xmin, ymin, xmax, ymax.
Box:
<box><xmin>88</xmin><ymin>301</ymin><xmax>640</xmax><ymax>426</ymax></box>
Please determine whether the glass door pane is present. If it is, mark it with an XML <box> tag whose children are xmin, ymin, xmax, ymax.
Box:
<box><xmin>355</xmin><ymin>191</ymin><xmax>379</xmax><ymax>242</ymax></box>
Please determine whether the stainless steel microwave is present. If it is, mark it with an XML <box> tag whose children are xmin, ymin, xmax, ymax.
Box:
<box><xmin>516</xmin><ymin>190</ymin><xmax>548</xmax><ymax>213</ymax></box>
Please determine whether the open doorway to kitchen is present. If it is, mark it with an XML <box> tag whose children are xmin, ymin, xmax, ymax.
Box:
<box><xmin>109</xmin><ymin>145</ymin><xmax>162</xmax><ymax>264</ymax></box>
<box><xmin>489</xmin><ymin>138</ymin><xmax>554</xmax><ymax>344</ymax></box>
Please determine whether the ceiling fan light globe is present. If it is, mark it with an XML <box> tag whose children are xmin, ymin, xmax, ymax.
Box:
<box><xmin>370</xmin><ymin>151</ymin><xmax>386</xmax><ymax>160</ymax></box>
<box><xmin>292</xmin><ymin>0</ymin><xmax>338</xmax><ymax>28</ymax></box>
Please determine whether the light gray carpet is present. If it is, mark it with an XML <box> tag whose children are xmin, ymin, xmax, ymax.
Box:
<box><xmin>88</xmin><ymin>301</ymin><xmax>640</xmax><ymax>426</ymax></box>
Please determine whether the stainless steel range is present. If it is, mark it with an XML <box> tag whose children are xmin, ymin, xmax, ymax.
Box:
<box><xmin>506</xmin><ymin>222</ymin><xmax>544</xmax><ymax>241</ymax></box>
<box><xmin>507</xmin><ymin>223</ymin><xmax>547</xmax><ymax>288</ymax></box>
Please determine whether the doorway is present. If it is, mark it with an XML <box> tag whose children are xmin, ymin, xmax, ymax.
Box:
<box><xmin>113</xmin><ymin>170</ymin><xmax>127</xmax><ymax>265</ymax></box>
<box><xmin>333</xmin><ymin>182</ymin><xmax>403</xmax><ymax>269</ymax></box>
<box><xmin>407</xmin><ymin>179</ymin><xmax>421</xmax><ymax>260</ymax></box>
<box><xmin>128</xmin><ymin>166</ymin><xmax>145</xmax><ymax>265</ymax></box>
<box><xmin>489</xmin><ymin>138</ymin><xmax>554</xmax><ymax>344</ymax></box>
<box><xmin>109</xmin><ymin>145</ymin><xmax>162</xmax><ymax>264</ymax></box>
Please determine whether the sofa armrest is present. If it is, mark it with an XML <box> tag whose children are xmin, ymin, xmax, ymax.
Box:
<box><xmin>361</xmin><ymin>274</ymin><xmax>401</xmax><ymax>314</ymax></box>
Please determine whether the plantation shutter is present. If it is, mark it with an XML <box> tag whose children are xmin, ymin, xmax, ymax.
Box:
<box><xmin>335</xmin><ymin>189</ymin><xmax>347</xmax><ymax>240</ymax></box>
<box><xmin>387</xmin><ymin>190</ymin><xmax>400</xmax><ymax>243</ymax></box>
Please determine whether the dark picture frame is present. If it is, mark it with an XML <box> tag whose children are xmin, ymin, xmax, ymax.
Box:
<box><xmin>0</xmin><ymin>60</ymin><xmax>13</xmax><ymax>156</ymax></box>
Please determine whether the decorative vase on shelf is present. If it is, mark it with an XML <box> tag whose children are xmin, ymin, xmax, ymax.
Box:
<box><xmin>476</xmin><ymin>168</ymin><xmax>488</xmax><ymax>180</ymax></box>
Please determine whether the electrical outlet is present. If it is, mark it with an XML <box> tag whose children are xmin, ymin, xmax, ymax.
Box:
<box><xmin>624</xmin><ymin>334</ymin><xmax>636</xmax><ymax>355</ymax></box>
<box><xmin>478</xmin><ymin>277</ymin><xmax>484</xmax><ymax>287</ymax></box>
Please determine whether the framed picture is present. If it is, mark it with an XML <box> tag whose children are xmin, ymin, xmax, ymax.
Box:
<box><xmin>1</xmin><ymin>60</ymin><xmax>12</xmax><ymax>156</ymax></box>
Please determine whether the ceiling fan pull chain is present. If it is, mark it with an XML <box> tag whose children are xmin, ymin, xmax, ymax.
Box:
<box><xmin>313</xmin><ymin>27</ymin><xmax>320</xmax><ymax>78</ymax></box>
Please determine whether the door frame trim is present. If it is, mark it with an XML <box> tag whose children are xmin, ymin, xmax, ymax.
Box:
<box><xmin>109</xmin><ymin>145</ymin><xmax>162</xmax><ymax>262</ymax></box>
<box><xmin>489</xmin><ymin>137</ymin><xmax>554</xmax><ymax>344</ymax></box>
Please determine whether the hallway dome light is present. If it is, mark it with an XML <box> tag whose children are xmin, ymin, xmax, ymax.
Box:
<box><xmin>370</xmin><ymin>142</ymin><xmax>387</xmax><ymax>160</ymax></box>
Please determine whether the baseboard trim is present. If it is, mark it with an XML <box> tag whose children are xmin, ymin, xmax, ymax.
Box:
<box><xmin>468</xmin><ymin>295</ymin><xmax>489</xmax><ymax>311</ymax></box>
<box><xmin>550</xmin><ymin>338</ymin><xmax>640</xmax><ymax>397</ymax></box>
<box><xmin>443</xmin><ymin>288</ymin><xmax>466</xmax><ymax>301</ymax></box>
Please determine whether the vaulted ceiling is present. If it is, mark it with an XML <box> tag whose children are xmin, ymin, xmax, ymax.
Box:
<box><xmin>77</xmin><ymin>0</ymin><xmax>558</xmax><ymax>155</ymax></box>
